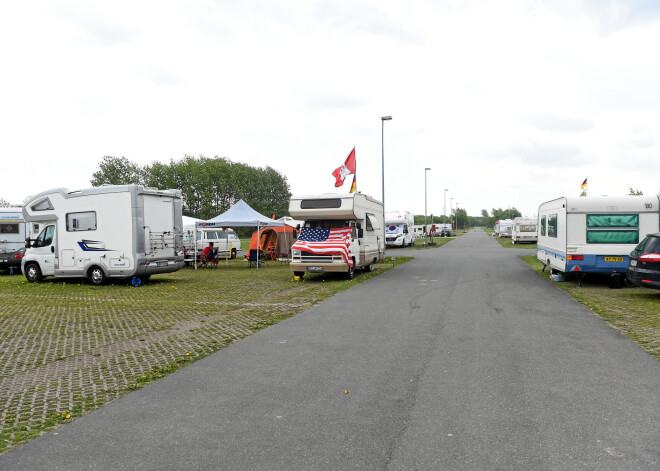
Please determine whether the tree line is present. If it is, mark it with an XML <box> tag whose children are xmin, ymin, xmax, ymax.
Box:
<box><xmin>91</xmin><ymin>155</ymin><xmax>291</xmax><ymax>220</ymax></box>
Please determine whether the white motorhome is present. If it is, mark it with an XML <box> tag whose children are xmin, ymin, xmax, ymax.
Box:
<box><xmin>537</xmin><ymin>195</ymin><xmax>660</xmax><ymax>275</ymax></box>
<box><xmin>1</xmin><ymin>208</ymin><xmax>41</xmax><ymax>271</ymax></box>
<box><xmin>384</xmin><ymin>211</ymin><xmax>415</xmax><ymax>247</ymax></box>
<box><xmin>21</xmin><ymin>185</ymin><xmax>185</xmax><ymax>285</ymax></box>
<box><xmin>288</xmin><ymin>193</ymin><xmax>384</xmax><ymax>279</ymax></box>
<box><xmin>497</xmin><ymin>219</ymin><xmax>513</xmax><ymax>238</ymax></box>
<box><xmin>182</xmin><ymin>216</ymin><xmax>241</xmax><ymax>260</ymax></box>
<box><xmin>511</xmin><ymin>217</ymin><xmax>538</xmax><ymax>244</ymax></box>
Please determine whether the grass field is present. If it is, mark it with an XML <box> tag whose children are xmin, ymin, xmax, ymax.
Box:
<box><xmin>521</xmin><ymin>255</ymin><xmax>660</xmax><ymax>360</ymax></box>
<box><xmin>0</xmin><ymin>257</ymin><xmax>409</xmax><ymax>453</ymax></box>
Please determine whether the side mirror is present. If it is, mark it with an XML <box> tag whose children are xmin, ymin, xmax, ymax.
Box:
<box><xmin>296</xmin><ymin>224</ymin><xmax>300</xmax><ymax>230</ymax></box>
<box><xmin>356</xmin><ymin>222</ymin><xmax>362</xmax><ymax>229</ymax></box>
<box><xmin>357</xmin><ymin>228</ymin><xmax>364</xmax><ymax>238</ymax></box>
<box><xmin>25</xmin><ymin>238</ymin><xmax>31</xmax><ymax>249</ymax></box>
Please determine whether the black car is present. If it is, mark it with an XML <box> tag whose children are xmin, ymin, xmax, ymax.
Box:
<box><xmin>627</xmin><ymin>233</ymin><xmax>660</xmax><ymax>290</ymax></box>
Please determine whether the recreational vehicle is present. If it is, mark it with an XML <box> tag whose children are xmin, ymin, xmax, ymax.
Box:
<box><xmin>384</xmin><ymin>211</ymin><xmax>415</xmax><ymax>247</ymax></box>
<box><xmin>21</xmin><ymin>185</ymin><xmax>185</xmax><ymax>285</ymax></box>
<box><xmin>1</xmin><ymin>208</ymin><xmax>41</xmax><ymax>271</ymax></box>
<box><xmin>497</xmin><ymin>219</ymin><xmax>513</xmax><ymax>238</ymax></box>
<box><xmin>288</xmin><ymin>193</ymin><xmax>384</xmax><ymax>279</ymax></box>
<box><xmin>182</xmin><ymin>216</ymin><xmax>241</xmax><ymax>259</ymax></box>
<box><xmin>511</xmin><ymin>217</ymin><xmax>538</xmax><ymax>244</ymax></box>
<box><xmin>537</xmin><ymin>195</ymin><xmax>660</xmax><ymax>276</ymax></box>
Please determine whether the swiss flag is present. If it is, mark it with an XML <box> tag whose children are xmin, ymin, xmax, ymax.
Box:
<box><xmin>332</xmin><ymin>148</ymin><xmax>356</xmax><ymax>187</ymax></box>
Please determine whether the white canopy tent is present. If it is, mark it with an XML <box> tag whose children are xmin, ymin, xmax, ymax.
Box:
<box><xmin>195</xmin><ymin>199</ymin><xmax>284</xmax><ymax>269</ymax></box>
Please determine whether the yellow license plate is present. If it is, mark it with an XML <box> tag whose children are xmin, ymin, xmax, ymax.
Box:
<box><xmin>604</xmin><ymin>256</ymin><xmax>624</xmax><ymax>262</ymax></box>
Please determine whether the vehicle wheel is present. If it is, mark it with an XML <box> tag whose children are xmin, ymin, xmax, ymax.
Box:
<box><xmin>365</xmin><ymin>262</ymin><xmax>373</xmax><ymax>272</ymax></box>
<box><xmin>231</xmin><ymin>249</ymin><xmax>237</xmax><ymax>259</ymax></box>
<box><xmin>25</xmin><ymin>263</ymin><xmax>42</xmax><ymax>283</ymax></box>
<box><xmin>346</xmin><ymin>265</ymin><xmax>354</xmax><ymax>280</ymax></box>
<box><xmin>141</xmin><ymin>274</ymin><xmax>151</xmax><ymax>282</ymax></box>
<box><xmin>88</xmin><ymin>266</ymin><xmax>106</xmax><ymax>286</ymax></box>
<box><xmin>293</xmin><ymin>271</ymin><xmax>304</xmax><ymax>279</ymax></box>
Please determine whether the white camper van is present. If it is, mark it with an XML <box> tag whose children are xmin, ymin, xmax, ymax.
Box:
<box><xmin>1</xmin><ymin>208</ymin><xmax>41</xmax><ymax>271</ymax></box>
<box><xmin>384</xmin><ymin>211</ymin><xmax>415</xmax><ymax>247</ymax></box>
<box><xmin>537</xmin><ymin>195</ymin><xmax>660</xmax><ymax>275</ymax></box>
<box><xmin>497</xmin><ymin>219</ymin><xmax>513</xmax><ymax>238</ymax></box>
<box><xmin>182</xmin><ymin>216</ymin><xmax>241</xmax><ymax>260</ymax></box>
<box><xmin>511</xmin><ymin>217</ymin><xmax>538</xmax><ymax>244</ymax></box>
<box><xmin>288</xmin><ymin>193</ymin><xmax>384</xmax><ymax>279</ymax></box>
<box><xmin>21</xmin><ymin>185</ymin><xmax>185</xmax><ymax>285</ymax></box>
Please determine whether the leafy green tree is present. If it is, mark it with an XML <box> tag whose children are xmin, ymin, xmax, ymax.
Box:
<box><xmin>0</xmin><ymin>197</ymin><xmax>12</xmax><ymax>208</ymax></box>
<box><xmin>91</xmin><ymin>156</ymin><xmax>145</xmax><ymax>186</ymax></box>
<box><xmin>628</xmin><ymin>187</ymin><xmax>643</xmax><ymax>195</ymax></box>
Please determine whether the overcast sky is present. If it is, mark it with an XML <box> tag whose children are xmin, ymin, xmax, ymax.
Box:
<box><xmin>2</xmin><ymin>0</ymin><xmax>659</xmax><ymax>218</ymax></box>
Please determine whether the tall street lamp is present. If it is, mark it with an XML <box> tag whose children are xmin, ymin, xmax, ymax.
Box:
<box><xmin>444</xmin><ymin>189</ymin><xmax>448</xmax><ymax>224</ymax></box>
<box><xmin>381</xmin><ymin>116</ymin><xmax>392</xmax><ymax>260</ymax></box>
<box><xmin>424</xmin><ymin>168</ymin><xmax>431</xmax><ymax>246</ymax></box>
<box><xmin>450</xmin><ymin>197</ymin><xmax>453</xmax><ymax>229</ymax></box>
<box><xmin>455</xmin><ymin>202</ymin><xmax>460</xmax><ymax>231</ymax></box>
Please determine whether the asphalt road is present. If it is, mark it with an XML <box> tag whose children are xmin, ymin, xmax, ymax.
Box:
<box><xmin>1</xmin><ymin>229</ymin><xmax>658</xmax><ymax>470</ymax></box>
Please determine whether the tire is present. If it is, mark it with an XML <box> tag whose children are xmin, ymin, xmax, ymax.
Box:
<box><xmin>88</xmin><ymin>266</ymin><xmax>106</xmax><ymax>286</ymax></box>
<box><xmin>141</xmin><ymin>274</ymin><xmax>151</xmax><ymax>282</ymax></box>
<box><xmin>365</xmin><ymin>262</ymin><xmax>373</xmax><ymax>272</ymax></box>
<box><xmin>25</xmin><ymin>263</ymin><xmax>42</xmax><ymax>283</ymax></box>
<box><xmin>231</xmin><ymin>249</ymin><xmax>237</xmax><ymax>259</ymax></box>
<box><xmin>346</xmin><ymin>265</ymin><xmax>354</xmax><ymax>280</ymax></box>
<box><xmin>293</xmin><ymin>271</ymin><xmax>304</xmax><ymax>279</ymax></box>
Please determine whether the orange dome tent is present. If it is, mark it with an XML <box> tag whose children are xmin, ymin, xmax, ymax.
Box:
<box><xmin>246</xmin><ymin>225</ymin><xmax>298</xmax><ymax>260</ymax></box>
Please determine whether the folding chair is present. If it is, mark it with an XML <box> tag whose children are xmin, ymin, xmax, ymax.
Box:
<box><xmin>200</xmin><ymin>247</ymin><xmax>219</xmax><ymax>268</ymax></box>
<box><xmin>247</xmin><ymin>249</ymin><xmax>266</xmax><ymax>268</ymax></box>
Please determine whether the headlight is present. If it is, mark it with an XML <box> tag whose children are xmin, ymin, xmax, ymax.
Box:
<box><xmin>292</xmin><ymin>250</ymin><xmax>301</xmax><ymax>257</ymax></box>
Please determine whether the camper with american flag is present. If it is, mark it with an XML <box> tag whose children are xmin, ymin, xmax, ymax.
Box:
<box><xmin>288</xmin><ymin>193</ymin><xmax>384</xmax><ymax>279</ymax></box>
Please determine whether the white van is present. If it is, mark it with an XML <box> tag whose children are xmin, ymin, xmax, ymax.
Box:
<box><xmin>182</xmin><ymin>216</ymin><xmax>241</xmax><ymax>259</ymax></box>
<box><xmin>289</xmin><ymin>193</ymin><xmax>384</xmax><ymax>279</ymax></box>
<box><xmin>537</xmin><ymin>195</ymin><xmax>660</xmax><ymax>275</ymax></box>
<box><xmin>21</xmin><ymin>185</ymin><xmax>184</xmax><ymax>285</ymax></box>
<box><xmin>384</xmin><ymin>211</ymin><xmax>415</xmax><ymax>247</ymax></box>
<box><xmin>497</xmin><ymin>219</ymin><xmax>513</xmax><ymax>238</ymax></box>
<box><xmin>1</xmin><ymin>208</ymin><xmax>41</xmax><ymax>271</ymax></box>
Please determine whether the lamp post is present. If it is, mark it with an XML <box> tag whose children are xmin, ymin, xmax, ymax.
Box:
<box><xmin>424</xmin><ymin>168</ymin><xmax>431</xmax><ymax>245</ymax></box>
<box><xmin>450</xmin><ymin>197</ymin><xmax>453</xmax><ymax>230</ymax></box>
<box><xmin>444</xmin><ymin>189</ymin><xmax>448</xmax><ymax>224</ymax></box>
<box><xmin>381</xmin><ymin>116</ymin><xmax>392</xmax><ymax>260</ymax></box>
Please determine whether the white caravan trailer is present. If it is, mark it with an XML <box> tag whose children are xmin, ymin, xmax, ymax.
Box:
<box><xmin>511</xmin><ymin>217</ymin><xmax>538</xmax><ymax>244</ymax></box>
<box><xmin>497</xmin><ymin>219</ymin><xmax>513</xmax><ymax>238</ymax></box>
<box><xmin>182</xmin><ymin>216</ymin><xmax>241</xmax><ymax>260</ymax></box>
<box><xmin>537</xmin><ymin>195</ymin><xmax>660</xmax><ymax>275</ymax></box>
<box><xmin>288</xmin><ymin>193</ymin><xmax>384</xmax><ymax>279</ymax></box>
<box><xmin>1</xmin><ymin>208</ymin><xmax>41</xmax><ymax>271</ymax></box>
<box><xmin>21</xmin><ymin>185</ymin><xmax>185</xmax><ymax>285</ymax></box>
<box><xmin>384</xmin><ymin>211</ymin><xmax>415</xmax><ymax>247</ymax></box>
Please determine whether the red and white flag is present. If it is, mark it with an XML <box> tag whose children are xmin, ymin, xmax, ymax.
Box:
<box><xmin>291</xmin><ymin>227</ymin><xmax>353</xmax><ymax>266</ymax></box>
<box><xmin>332</xmin><ymin>148</ymin><xmax>356</xmax><ymax>188</ymax></box>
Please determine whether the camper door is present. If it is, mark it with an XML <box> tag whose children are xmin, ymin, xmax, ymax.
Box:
<box><xmin>31</xmin><ymin>224</ymin><xmax>56</xmax><ymax>276</ymax></box>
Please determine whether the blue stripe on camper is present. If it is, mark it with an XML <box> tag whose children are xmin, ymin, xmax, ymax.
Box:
<box><xmin>537</xmin><ymin>245</ymin><xmax>566</xmax><ymax>261</ymax></box>
<box><xmin>566</xmin><ymin>254</ymin><xmax>629</xmax><ymax>274</ymax></box>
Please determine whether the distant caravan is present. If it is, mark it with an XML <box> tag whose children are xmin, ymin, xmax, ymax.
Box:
<box><xmin>511</xmin><ymin>217</ymin><xmax>538</xmax><ymax>244</ymax></box>
<box><xmin>384</xmin><ymin>211</ymin><xmax>415</xmax><ymax>247</ymax></box>
<box><xmin>21</xmin><ymin>185</ymin><xmax>185</xmax><ymax>285</ymax></box>
<box><xmin>536</xmin><ymin>195</ymin><xmax>660</xmax><ymax>276</ymax></box>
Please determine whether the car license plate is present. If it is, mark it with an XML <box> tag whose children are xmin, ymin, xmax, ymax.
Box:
<box><xmin>157</xmin><ymin>261</ymin><xmax>167</xmax><ymax>267</ymax></box>
<box><xmin>604</xmin><ymin>256</ymin><xmax>624</xmax><ymax>262</ymax></box>
<box><xmin>307</xmin><ymin>266</ymin><xmax>324</xmax><ymax>272</ymax></box>
<box><xmin>630</xmin><ymin>260</ymin><xmax>637</xmax><ymax>267</ymax></box>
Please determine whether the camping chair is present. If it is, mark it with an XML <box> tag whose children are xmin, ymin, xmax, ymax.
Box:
<box><xmin>247</xmin><ymin>249</ymin><xmax>266</xmax><ymax>268</ymax></box>
<box><xmin>200</xmin><ymin>246</ymin><xmax>219</xmax><ymax>268</ymax></box>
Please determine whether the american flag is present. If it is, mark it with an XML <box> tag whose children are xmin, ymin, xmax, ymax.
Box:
<box><xmin>292</xmin><ymin>227</ymin><xmax>353</xmax><ymax>266</ymax></box>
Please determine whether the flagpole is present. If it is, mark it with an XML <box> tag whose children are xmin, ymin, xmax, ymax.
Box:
<box><xmin>381</xmin><ymin>116</ymin><xmax>392</xmax><ymax>261</ymax></box>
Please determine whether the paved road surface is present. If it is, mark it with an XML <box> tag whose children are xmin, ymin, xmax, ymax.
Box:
<box><xmin>1</xmin><ymin>229</ymin><xmax>658</xmax><ymax>470</ymax></box>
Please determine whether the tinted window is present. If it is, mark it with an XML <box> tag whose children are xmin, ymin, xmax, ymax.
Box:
<box><xmin>0</xmin><ymin>223</ymin><xmax>19</xmax><ymax>234</ymax></box>
<box><xmin>587</xmin><ymin>214</ymin><xmax>638</xmax><ymax>227</ymax></box>
<box><xmin>586</xmin><ymin>230</ymin><xmax>638</xmax><ymax>244</ymax></box>
<box><xmin>300</xmin><ymin>199</ymin><xmax>342</xmax><ymax>209</ymax></box>
<box><xmin>540</xmin><ymin>216</ymin><xmax>546</xmax><ymax>236</ymax></box>
<box><xmin>643</xmin><ymin>236</ymin><xmax>660</xmax><ymax>253</ymax></box>
<box><xmin>34</xmin><ymin>225</ymin><xmax>55</xmax><ymax>248</ymax></box>
<box><xmin>66</xmin><ymin>212</ymin><xmax>96</xmax><ymax>232</ymax></box>
<box><xmin>547</xmin><ymin>214</ymin><xmax>557</xmax><ymax>238</ymax></box>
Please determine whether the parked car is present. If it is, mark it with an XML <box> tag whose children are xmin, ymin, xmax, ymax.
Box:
<box><xmin>627</xmin><ymin>233</ymin><xmax>660</xmax><ymax>290</ymax></box>
<box><xmin>440</xmin><ymin>229</ymin><xmax>453</xmax><ymax>237</ymax></box>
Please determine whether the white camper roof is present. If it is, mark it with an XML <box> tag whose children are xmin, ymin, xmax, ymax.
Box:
<box><xmin>543</xmin><ymin>195</ymin><xmax>659</xmax><ymax>213</ymax></box>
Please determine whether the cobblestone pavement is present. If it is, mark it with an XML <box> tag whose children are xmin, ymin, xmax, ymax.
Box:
<box><xmin>0</xmin><ymin>263</ymin><xmax>354</xmax><ymax>453</ymax></box>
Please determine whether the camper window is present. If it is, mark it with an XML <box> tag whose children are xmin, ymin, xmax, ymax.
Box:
<box><xmin>586</xmin><ymin>214</ymin><xmax>639</xmax><ymax>228</ymax></box>
<box><xmin>300</xmin><ymin>199</ymin><xmax>342</xmax><ymax>209</ymax></box>
<box><xmin>31</xmin><ymin>198</ymin><xmax>54</xmax><ymax>211</ymax></box>
<box><xmin>66</xmin><ymin>212</ymin><xmax>97</xmax><ymax>232</ymax></box>
<box><xmin>540</xmin><ymin>216</ymin><xmax>546</xmax><ymax>236</ymax></box>
<box><xmin>0</xmin><ymin>223</ymin><xmax>19</xmax><ymax>234</ymax></box>
<box><xmin>586</xmin><ymin>230</ymin><xmax>639</xmax><ymax>244</ymax></box>
<box><xmin>366</xmin><ymin>213</ymin><xmax>380</xmax><ymax>231</ymax></box>
<box><xmin>547</xmin><ymin>214</ymin><xmax>557</xmax><ymax>238</ymax></box>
